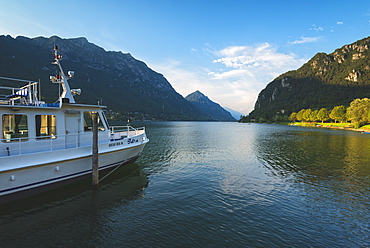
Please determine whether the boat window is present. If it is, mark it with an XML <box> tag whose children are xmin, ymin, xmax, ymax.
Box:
<box><xmin>35</xmin><ymin>115</ymin><xmax>57</xmax><ymax>139</ymax></box>
<box><xmin>2</xmin><ymin>114</ymin><xmax>28</xmax><ymax>142</ymax></box>
<box><xmin>83</xmin><ymin>111</ymin><xmax>105</xmax><ymax>132</ymax></box>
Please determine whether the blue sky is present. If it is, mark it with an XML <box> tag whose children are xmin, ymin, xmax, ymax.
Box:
<box><xmin>1</xmin><ymin>0</ymin><xmax>370</xmax><ymax>114</ymax></box>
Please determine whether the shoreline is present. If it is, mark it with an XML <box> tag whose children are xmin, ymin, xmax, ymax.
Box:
<box><xmin>289</xmin><ymin>123</ymin><xmax>370</xmax><ymax>133</ymax></box>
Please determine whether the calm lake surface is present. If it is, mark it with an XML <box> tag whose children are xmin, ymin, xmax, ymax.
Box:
<box><xmin>0</xmin><ymin>122</ymin><xmax>369</xmax><ymax>247</ymax></box>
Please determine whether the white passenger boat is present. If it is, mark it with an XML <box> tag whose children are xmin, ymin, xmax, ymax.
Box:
<box><xmin>0</xmin><ymin>46</ymin><xmax>149</xmax><ymax>203</ymax></box>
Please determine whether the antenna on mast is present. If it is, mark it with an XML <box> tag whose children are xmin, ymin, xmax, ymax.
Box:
<box><xmin>50</xmin><ymin>45</ymin><xmax>79</xmax><ymax>104</ymax></box>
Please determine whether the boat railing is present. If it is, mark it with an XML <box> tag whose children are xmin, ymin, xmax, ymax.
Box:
<box><xmin>109</xmin><ymin>125</ymin><xmax>145</xmax><ymax>140</ymax></box>
<box><xmin>1</xmin><ymin>133</ymin><xmax>86</xmax><ymax>157</ymax></box>
<box><xmin>0</xmin><ymin>77</ymin><xmax>41</xmax><ymax>106</ymax></box>
<box><xmin>0</xmin><ymin>128</ymin><xmax>144</xmax><ymax>157</ymax></box>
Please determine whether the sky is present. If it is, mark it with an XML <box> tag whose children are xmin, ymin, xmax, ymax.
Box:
<box><xmin>1</xmin><ymin>0</ymin><xmax>370</xmax><ymax>115</ymax></box>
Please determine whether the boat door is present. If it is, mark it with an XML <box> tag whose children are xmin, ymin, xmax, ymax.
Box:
<box><xmin>65</xmin><ymin>113</ymin><xmax>80</xmax><ymax>148</ymax></box>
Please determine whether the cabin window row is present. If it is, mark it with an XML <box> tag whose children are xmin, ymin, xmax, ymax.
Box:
<box><xmin>2</xmin><ymin>111</ymin><xmax>106</xmax><ymax>142</ymax></box>
<box><xmin>2</xmin><ymin>114</ymin><xmax>56</xmax><ymax>142</ymax></box>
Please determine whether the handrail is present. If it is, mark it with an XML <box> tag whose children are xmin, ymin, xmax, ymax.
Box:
<box><xmin>0</xmin><ymin>77</ymin><xmax>40</xmax><ymax>106</ymax></box>
<box><xmin>0</xmin><ymin>126</ymin><xmax>145</xmax><ymax>143</ymax></box>
<box><xmin>109</xmin><ymin>125</ymin><xmax>145</xmax><ymax>131</ymax></box>
<box><xmin>0</xmin><ymin>76</ymin><xmax>38</xmax><ymax>84</ymax></box>
<box><xmin>109</xmin><ymin>125</ymin><xmax>145</xmax><ymax>137</ymax></box>
<box><xmin>1</xmin><ymin>132</ymin><xmax>86</xmax><ymax>142</ymax></box>
<box><xmin>0</xmin><ymin>127</ymin><xmax>145</xmax><ymax>157</ymax></box>
<box><xmin>0</xmin><ymin>132</ymin><xmax>92</xmax><ymax>157</ymax></box>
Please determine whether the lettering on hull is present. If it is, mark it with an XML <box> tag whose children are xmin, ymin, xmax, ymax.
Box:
<box><xmin>108</xmin><ymin>138</ymin><xmax>139</xmax><ymax>147</ymax></box>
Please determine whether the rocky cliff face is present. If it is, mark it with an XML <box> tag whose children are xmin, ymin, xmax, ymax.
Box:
<box><xmin>248</xmin><ymin>36</ymin><xmax>370</xmax><ymax>121</ymax></box>
<box><xmin>185</xmin><ymin>90</ymin><xmax>236</xmax><ymax>121</ymax></box>
<box><xmin>0</xmin><ymin>35</ymin><xmax>210</xmax><ymax>121</ymax></box>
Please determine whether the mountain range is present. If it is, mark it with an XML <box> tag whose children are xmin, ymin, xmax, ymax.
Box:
<box><xmin>0</xmin><ymin>35</ymin><xmax>234</xmax><ymax>121</ymax></box>
<box><xmin>245</xmin><ymin>36</ymin><xmax>370</xmax><ymax>122</ymax></box>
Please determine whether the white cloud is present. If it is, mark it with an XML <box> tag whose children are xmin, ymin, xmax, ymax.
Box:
<box><xmin>210</xmin><ymin>69</ymin><xmax>253</xmax><ymax>80</ymax></box>
<box><xmin>212</xmin><ymin>43</ymin><xmax>305</xmax><ymax>79</ymax></box>
<box><xmin>337</xmin><ymin>21</ymin><xmax>343</xmax><ymax>25</ymax></box>
<box><xmin>310</xmin><ymin>24</ymin><xmax>324</xmax><ymax>32</ymax></box>
<box><xmin>150</xmin><ymin>43</ymin><xmax>307</xmax><ymax>115</ymax></box>
<box><xmin>209</xmin><ymin>43</ymin><xmax>307</xmax><ymax>113</ymax></box>
<box><xmin>289</xmin><ymin>36</ymin><xmax>321</xmax><ymax>44</ymax></box>
<box><xmin>218</xmin><ymin>46</ymin><xmax>249</xmax><ymax>57</ymax></box>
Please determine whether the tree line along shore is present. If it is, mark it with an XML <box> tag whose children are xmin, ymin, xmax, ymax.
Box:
<box><xmin>287</xmin><ymin>98</ymin><xmax>370</xmax><ymax>130</ymax></box>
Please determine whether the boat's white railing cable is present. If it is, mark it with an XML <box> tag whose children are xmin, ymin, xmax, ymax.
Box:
<box><xmin>109</xmin><ymin>125</ymin><xmax>145</xmax><ymax>139</ymax></box>
<box><xmin>0</xmin><ymin>127</ymin><xmax>146</xmax><ymax>157</ymax></box>
<box><xmin>1</xmin><ymin>133</ymin><xmax>83</xmax><ymax>157</ymax></box>
<box><xmin>1</xmin><ymin>132</ymin><xmax>97</xmax><ymax>157</ymax></box>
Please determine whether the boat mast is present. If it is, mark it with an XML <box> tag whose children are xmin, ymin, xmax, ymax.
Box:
<box><xmin>51</xmin><ymin>45</ymin><xmax>76</xmax><ymax>104</ymax></box>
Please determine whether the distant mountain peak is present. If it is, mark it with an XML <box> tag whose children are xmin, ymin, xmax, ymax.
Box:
<box><xmin>186</xmin><ymin>90</ymin><xmax>209</xmax><ymax>102</ymax></box>
<box><xmin>185</xmin><ymin>91</ymin><xmax>236</xmax><ymax>121</ymax></box>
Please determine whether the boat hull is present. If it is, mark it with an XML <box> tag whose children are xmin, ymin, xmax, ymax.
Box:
<box><xmin>0</xmin><ymin>141</ymin><xmax>147</xmax><ymax>204</ymax></box>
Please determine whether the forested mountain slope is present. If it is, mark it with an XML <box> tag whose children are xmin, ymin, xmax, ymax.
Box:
<box><xmin>246</xmin><ymin>36</ymin><xmax>370</xmax><ymax>122</ymax></box>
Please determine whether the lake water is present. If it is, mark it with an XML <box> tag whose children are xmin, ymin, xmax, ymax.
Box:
<box><xmin>0</xmin><ymin>122</ymin><xmax>369</xmax><ymax>247</ymax></box>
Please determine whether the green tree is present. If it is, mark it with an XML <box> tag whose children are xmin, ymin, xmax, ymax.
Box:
<box><xmin>302</xmin><ymin>109</ymin><xmax>312</xmax><ymax>122</ymax></box>
<box><xmin>309</xmin><ymin>110</ymin><xmax>319</xmax><ymax>122</ymax></box>
<box><xmin>329</xmin><ymin>105</ymin><xmax>347</xmax><ymax>123</ymax></box>
<box><xmin>288</xmin><ymin>112</ymin><xmax>297</xmax><ymax>122</ymax></box>
<box><xmin>296</xmin><ymin>109</ymin><xmax>306</xmax><ymax>121</ymax></box>
<box><xmin>317</xmin><ymin>108</ymin><xmax>330</xmax><ymax>123</ymax></box>
<box><xmin>346</xmin><ymin>98</ymin><xmax>370</xmax><ymax>128</ymax></box>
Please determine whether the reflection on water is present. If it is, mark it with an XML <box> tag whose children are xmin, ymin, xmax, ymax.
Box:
<box><xmin>255</xmin><ymin>125</ymin><xmax>370</xmax><ymax>246</ymax></box>
<box><xmin>0</xmin><ymin>163</ymin><xmax>148</xmax><ymax>247</ymax></box>
<box><xmin>256</xmin><ymin>125</ymin><xmax>370</xmax><ymax>184</ymax></box>
<box><xmin>0</xmin><ymin>122</ymin><xmax>369</xmax><ymax>247</ymax></box>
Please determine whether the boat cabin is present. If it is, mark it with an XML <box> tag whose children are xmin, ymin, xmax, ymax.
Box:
<box><xmin>0</xmin><ymin>45</ymin><xmax>130</xmax><ymax>157</ymax></box>
<box><xmin>0</xmin><ymin>99</ymin><xmax>110</xmax><ymax>157</ymax></box>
